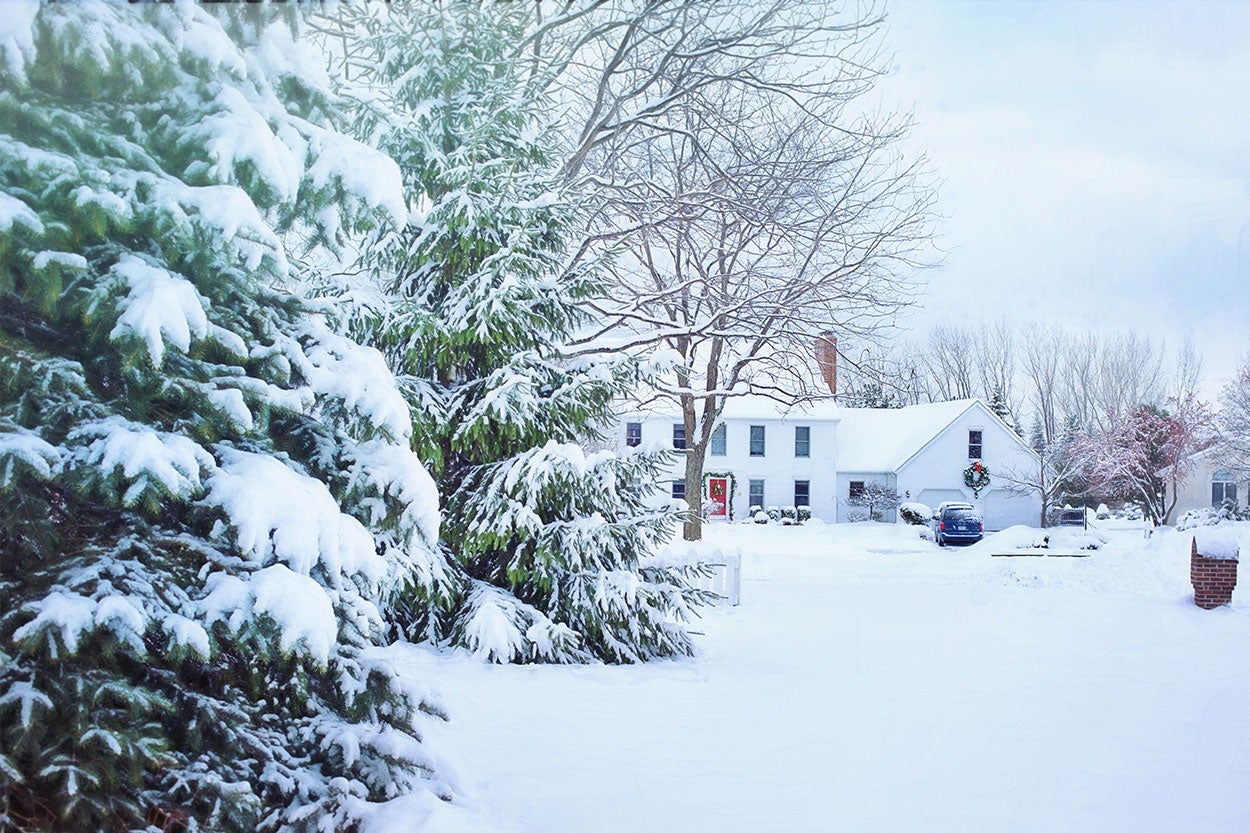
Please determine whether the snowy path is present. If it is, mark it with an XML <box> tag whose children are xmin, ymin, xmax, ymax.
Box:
<box><xmin>407</xmin><ymin>523</ymin><xmax>1250</xmax><ymax>832</ymax></box>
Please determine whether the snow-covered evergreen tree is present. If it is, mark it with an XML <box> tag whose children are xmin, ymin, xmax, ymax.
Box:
<box><xmin>337</xmin><ymin>5</ymin><xmax>708</xmax><ymax>664</ymax></box>
<box><xmin>0</xmin><ymin>6</ymin><xmax>475</xmax><ymax>831</ymax></box>
<box><xmin>988</xmin><ymin>386</ymin><xmax>1014</xmax><ymax>426</ymax></box>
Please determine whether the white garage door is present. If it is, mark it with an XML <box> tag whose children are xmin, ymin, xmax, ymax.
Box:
<box><xmin>980</xmin><ymin>489</ymin><xmax>1038</xmax><ymax>530</ymax></box>
<box><xmin>916</xmin><ymin>489</ymin><xmax>968</xmax><ymax>514</ymax></box>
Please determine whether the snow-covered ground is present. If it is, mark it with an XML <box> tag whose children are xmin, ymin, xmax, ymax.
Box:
<box><xmin>401</xmin><ymin>520</ymin><xmax>1250</xmax><ymax>833</ymax></box>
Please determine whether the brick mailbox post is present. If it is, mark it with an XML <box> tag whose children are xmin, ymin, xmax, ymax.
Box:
<box><xmin>1190</xmin><ymin>532</ymin><xmax>1239</xmax><ymax>610</ymax></box>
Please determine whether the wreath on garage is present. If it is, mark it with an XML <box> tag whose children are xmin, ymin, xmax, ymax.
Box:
<box><xmin>963</xmin><ymin>460</ymin><xmax>990</xmax><ymax>498</ymax></box>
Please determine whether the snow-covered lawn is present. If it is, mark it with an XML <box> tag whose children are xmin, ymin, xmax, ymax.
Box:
<box><xmin>403</xmin><ymin>520</ymin><xmax>1250</xmax><ymax>833</ymax></box>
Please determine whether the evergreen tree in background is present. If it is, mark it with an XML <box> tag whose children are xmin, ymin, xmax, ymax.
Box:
<box><xmin>337</xmin><ymin>5</ymin><xmax>708</xmax><ymax>664</ymax></box>
<box><xmin>988</xmin><ymin>385</ymin><xmax>1013</xmax><ymax>426</ymax></box>
<box><xmin>0</xmin><ymin>6</ymin><xmax>475</xmax><ymax>831</ymax></box>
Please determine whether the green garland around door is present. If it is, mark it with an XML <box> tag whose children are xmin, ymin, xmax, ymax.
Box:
<box><xmin>705</xmin><ymin>471</ymin><xmax>738</xmax><ymax>521</ymax></box>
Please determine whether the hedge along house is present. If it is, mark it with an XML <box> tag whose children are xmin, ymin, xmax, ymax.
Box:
<box><xmin>616</xmin><ymin>395</ymin><xmax>842</xmax><ymax>523</ymax></box>
<box><xmin>834</xmin><ymin>399</ymin><xmax>1041</xmax><ymax>529</ymax></box>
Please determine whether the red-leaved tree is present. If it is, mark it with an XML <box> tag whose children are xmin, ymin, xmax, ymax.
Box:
<box><xmin>1072</xmin><ymin>396</ymin><xmax>1212</xmax><ymax>525</ymax></box>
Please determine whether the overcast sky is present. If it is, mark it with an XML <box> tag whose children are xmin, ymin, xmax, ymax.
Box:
<box><xmin>877</xmin><ymin>0</ymin><xmax>1250</xmax><ymax>395</ymax></box>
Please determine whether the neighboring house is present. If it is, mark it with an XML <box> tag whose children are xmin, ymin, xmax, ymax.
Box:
<box><xmin>617</xmin><ymin>396</ymin><xmax>840</xmax><ymax>522</ymax></box>
<box><xmin>835</xmin><ymin>399</ymin><xmax>1040</xmax><ymax>529</ymax></box>
<box><xmin>615</xmin><ymin>396</ymin><xmax>1042</xmax><ymax>529</ymax></box>
<box><xmin>1170</xmin><ymin>448</ymin><xmax>1250</xmax><ymax>518</ymax></box>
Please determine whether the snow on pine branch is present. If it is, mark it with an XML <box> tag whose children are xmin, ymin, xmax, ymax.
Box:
<box><xmin>69</xmin><ymin>416</ymin><xmax>216</xmax><ymax>506</ymax></box>
<box><xmin>455</xmin><ymin>581</ymin><xmax>584</xmax><ymax>664</ymax></box>
<box><xmin>199</xmin><ymin>565</ymin><xmax>338</xmax><ymax>665</ymax></box>
<box><xmin>300</xmin><ymin>323</ymin><xmax>414</xmax><ymax>443</ymax></box>
<box><xmin>0</xmin><ymin>427</ymin><xmax>62</xmax><ymax>485</ymax></box>
<box><xmin>0</xmin><ymin>1</ymin><xmax>37</xmax><ymax>80</ymax></box>
<box><xmin>0</xmin><ymin>191</ymin><xmax>43</xmax><ymax>234</ymax></box>
<box><xmin>107</xmin><ymin>254</ymin><xmax>209</xmax><ymax>368</ymax></box>
<box><xmin>205</xmin><ymin>448</ymin><xmax>386</xmax><ymax>586</ymax></box>
<box><xmin>343</xmin><ymin>438</ymin><xmax>441</xmax><ymax>549</ymax></box>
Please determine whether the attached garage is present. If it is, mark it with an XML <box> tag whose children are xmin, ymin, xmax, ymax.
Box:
<box><xmin>916</xmin><ymin>489</ymin><xmax>968</xmax><ymax>512</ymax></box>
<box><xmin>980</xmin><ymin>488</ymin><xmax>1038</xmax><ymax>530</ymax></box>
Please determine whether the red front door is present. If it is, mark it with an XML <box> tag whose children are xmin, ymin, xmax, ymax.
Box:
<box><xmin>707</xmin><ymin>477</ymin><xmax>728</xmax><ymax>518</ymax></box>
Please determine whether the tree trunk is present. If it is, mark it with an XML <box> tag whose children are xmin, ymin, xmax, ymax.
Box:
<box><xmin>682</xmin><ymin>441</ymin><xmax>707</xmax><ymax>541</ymax></box>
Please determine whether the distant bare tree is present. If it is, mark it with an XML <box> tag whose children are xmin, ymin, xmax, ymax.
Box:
<box><xmin>974</xmin><ymin>320</ymin><xmax>1017</xmax><ymax>413</ymax></box>
<box><xmin>1020</xmin><ymin>323</ymin><xmax>1064</xmax><ymax>444</ymax></box>
<box><xmin>1171</xmin><ymin>335</ymin><xmax>1205</xmax><ymax>405</ymax></box>
<box><xmin>1089</xmin><ymin>333</ymin><xmax>1165</xmax><ymax>431</ymax></box>
<box><xmin>1216</xmin><ymin>348</ymin><xmax>1250</xmax><ymax>472</ymax></box>
<box><xmin>1055</xmin><ymin>330</ymin><xmax>1097</xmax><ymax>431</ymax></box>
<box><xmin>925</xmin><ymin>324</ymin><xmax>977</xmax><ymax>401</ymax></box>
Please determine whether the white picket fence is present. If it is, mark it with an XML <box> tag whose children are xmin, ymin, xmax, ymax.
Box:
<box><xmin>650</xmin><ymin>545</ymin><xmax>742</xmax><ymax>607</ymax></box>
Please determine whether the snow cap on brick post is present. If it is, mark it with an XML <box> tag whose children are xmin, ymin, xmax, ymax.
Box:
<box><xmin>1190</xmin><ymin>530</ymin><xmax>1239</xmax><ymax>610</ymax></box>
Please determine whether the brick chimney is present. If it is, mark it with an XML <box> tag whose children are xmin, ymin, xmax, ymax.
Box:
<box><xmin>814</xmin><ymin>332</ymin><xmax>837</xmax><ymax>398</ymax></box>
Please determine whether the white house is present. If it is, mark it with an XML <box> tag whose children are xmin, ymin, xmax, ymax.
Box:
<box><xmin>834</xmin><ymin>399</ymin><xmax>1041</xmax><ymax>529</ymax></box>
<box><xmin>617</xmin><ymin>396</ymin><xmax>841</xmax><ymax>522</ymax></box>
<box><xmin>615</xmin><ymin>396</ymin><xmax>1042</xmax><ymax>529</ymax></box>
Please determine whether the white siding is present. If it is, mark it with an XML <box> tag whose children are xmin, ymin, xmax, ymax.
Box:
<box><xmin>835</xmin><ymin>472</ymin><xmax>897</xmax><ymax>522</ymax></box>
<box><xmin>895</xmin><ymin>403</ymin><xmax>1041</xmax><ymax>531</ymax></box>
<box><xmin>616</xmin><ymin>414</ymin><xmax>838</xmax><ymax>523</ymax></box>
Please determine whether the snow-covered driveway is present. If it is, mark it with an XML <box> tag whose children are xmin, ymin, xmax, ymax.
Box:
<box><xmin>405</xmin><ymin>522</ymin><xmax>1250</xmax><ymax>832</ymax></box>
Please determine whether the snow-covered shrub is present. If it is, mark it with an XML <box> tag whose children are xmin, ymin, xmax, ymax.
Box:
<box><xmin>1124</xmin><ymin>503</ymin><xmax>1144</xmax><ymax>521</ymax></box>
<box><xmin>797</xmin><ymin>506</ymin><xmax>812</xmax><ymax>523</ymax></box>
<box><xmin>899</xmin><ymin>502</ymin><xmax>931</xmax><ymax>525</ymax></box>
<box><xmin>1096</xmin><ymin>503</ymin><xmax>1111</xmax><ymax>520</ymax></box>
<box><xmin>0</xmin><ymin>6</ymin><xmax>475</xmax><ymax>831</ymax></box>
<box><xmin>767</xmin><ymin>506</ymin><xmax>782</xmax><ymax>522</ymax></box>
<box><xmin>342</xmin><ymin>4</ymin><xmax>704</xmax><ymax>663</ymax></box>
<box><xmin>847</xmin><ymin>511</ymin><xmax>870</xmax><ymax>523</ymax></box>
<box><xmin>752</xmin><ymin>510</ymin><xmax>770</xmax><ymax>524</ymax></box>
<box><xmin>1177</xmin><ymin>500</ymin><xmax>1250</xmax><ymax>530</ymax></box>
<box><xmin>781</xmin><ymin>506</ymin><xmax>798</xmax><ymax>524</ymax></box>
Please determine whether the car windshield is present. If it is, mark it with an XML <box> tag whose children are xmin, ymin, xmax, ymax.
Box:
<box><xmin>945</xmin><ymin>508</ymin><xmax>979</xmax><ymax>521</ymax></box>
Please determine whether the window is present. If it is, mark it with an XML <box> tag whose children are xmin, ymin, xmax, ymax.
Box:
<box><xmin>710</xmin><ymin>424</ymin><xmax>727</xmax><ymax>456</ymax></box>
<box><xmin>968</xmin><ymin>429</ymin><xmax>983</xmax><ymax>460</ymax></box>
<box><xmin>672</xmin><ymin>423</ymin><xmax>686</xmax><ymax>450</ymax></box>
<box><xmin>672</xmin><ymin>480</ymin><xmax>686</xmax><ymax>500</ymax></box>
<box><xmin>1213</xmin><ymin>471</ymin><xmax>1238</xmax><ymax>507</ymax></box>
<box><xmin>794</xmin><ymin>480</ymin><xmax>810</xmax><ymax>507</ymax></box>
<box><xmin>849</xmin><ymin>480</ymin><xmax>865</xmax><ymax>500</ymax></box>
<box><xmin>749</xmin><ymin>425</ymin><xmax>766</xmax><ymax>457</ymax></box>
<box><xmin>794</xmin><ymin>426</ymin><xmax>811</xmax><ymax>458</ymax></box>
<box><xmin>749</xmin><ymin>479</ymin><xmax>765</xmax><ymax>509</ymax></box>
<box><xmin>625</xmin><ymin>422</ymin><xmax>641</xmax><ymax>447</ymax></box>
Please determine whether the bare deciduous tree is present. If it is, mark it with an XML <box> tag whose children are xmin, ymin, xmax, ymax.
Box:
<box><xmin>1019</xmin><ymin>323</ymin><xmax>1064</xmax><ymax>444</ymax></box>
<box><xmin>926</xmin><ymin>324</ymin><xmax>977</xmax><ymax>401</ymax></box>
<box><xmin>1216</xmin><ymin>348</ymin><xmax>1250</xmax><ymax>472</ymax></box>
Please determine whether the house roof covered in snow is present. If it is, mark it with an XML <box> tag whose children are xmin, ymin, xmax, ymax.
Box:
<box><xmin>622</xmin><ymin>393</ymin><xmax>841</xmax><ymax>423</ymax></box>
<box><xmin>837</xmin><ymin>399</ymin><xmax>993</xmax><ymax>472</ymax></box>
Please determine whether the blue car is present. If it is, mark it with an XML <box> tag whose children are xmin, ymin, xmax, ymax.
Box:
<box><xmin>933</xmin><ymin>503</ymin><xmax>984</xmax><ymax>546</ymax></box>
